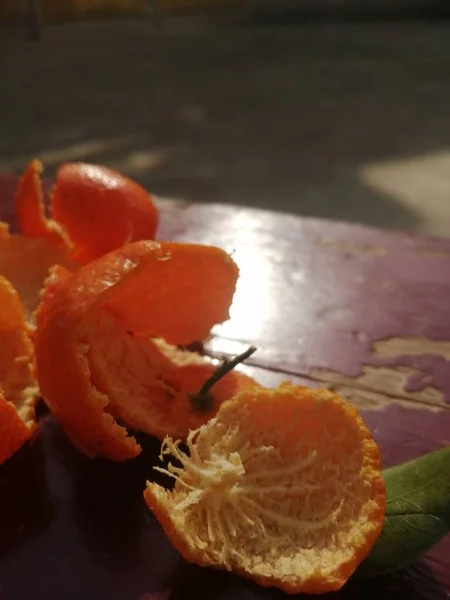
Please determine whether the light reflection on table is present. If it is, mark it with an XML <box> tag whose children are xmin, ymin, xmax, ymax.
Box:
<box><xmin>212</xmin><ymin>212</ymin><xmax>278</xmax><ymax>347</ymax></box>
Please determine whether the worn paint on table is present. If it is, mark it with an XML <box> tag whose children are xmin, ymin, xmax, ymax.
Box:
<box><xmin>156</xmin><ymin>200</ymin><xmax>450</xmax><ymax>410</ymax></box>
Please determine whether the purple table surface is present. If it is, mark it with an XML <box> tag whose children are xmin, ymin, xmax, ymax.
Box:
<box><xmin>0</xmin><ymin>176</ymin><xmax>449</xmax><ymax>600</ymax></box>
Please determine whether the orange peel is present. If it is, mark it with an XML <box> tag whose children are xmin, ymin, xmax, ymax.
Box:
<box><xmin>15</xmin><ymin>160</ymin><xmax>158</xmax><ymax>264</ymax></box>
<box><xmin>0</xmin><ymin>275</ymin><xmax>39</xmax><ymax>465</ymax></box>
<box><xmin>15</xmin><ymin>159</ymin><xmax>68</xmax><ymax>246</ymax></box>
<box><xmin>7</xmin><ymin>159</ymin><xmax>159</xmax><ymax>322</ymax></box>
<box><xmin>35</xmin><ymin>240</ymin><xmax>255</xmax><ymax>461</ymax></box>
<box><xmin>0</xmin><ymin>222</ymin><xmax>74</xmax><ymax>322</ymax></box>
<box><xmin>144</xmin><ymin>384</ymin><xmax>386</xmax><ymax>594</ymax></box>
<box><xmin>52</xmin><ymin>162</ymin><xmax>158</xmax><ymax>263</ymax></box>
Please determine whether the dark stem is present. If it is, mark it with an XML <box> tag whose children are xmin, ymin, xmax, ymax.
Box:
<box><xmin>189</xmin><ymin>346</ymin><xmax>257</xmax><ymax>411</ymax></box>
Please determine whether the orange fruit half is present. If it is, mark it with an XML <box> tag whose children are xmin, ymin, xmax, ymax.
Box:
<box><xmin>35</xmin><ymin>240</ymin><xmax>255</xmax><ymax>461</ymax></box>
<box><xmin>0</xmin><ymin>275</ymin><xmax>39</xmax><ymax>465</ymax></box>
<box><xmin>144</xmin><ymin>384</ymin><xmax>386</xmax><ymax>594</ymax></box>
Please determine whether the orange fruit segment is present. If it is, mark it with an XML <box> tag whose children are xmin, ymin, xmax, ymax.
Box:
<box><xmin>35</xmin><ymin>240</ymin><xmax>251</xmax><ymax>461</ymax></box>
<box><xmin>144</xmin><ymin>384</ymin><xmax>386</xmax><ymax>594</ymax></box>
<box><xmin>0</xmin><ymin>275</ymin><xmax>39</xmax><ymax>465</ymax></box>
<box><xmin>51</xmin><ymin>162</ymin><xmax>158</xmax><ymax>264</ymax></box>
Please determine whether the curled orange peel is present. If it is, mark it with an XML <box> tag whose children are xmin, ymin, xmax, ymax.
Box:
<box><xmin>0</xmin><ymin>222</ymin><xmax>75</xmax><ymax>322</ymax></box>
<box><xmin>35</xmin><ymin>240</ymin><xmax>255</xmax><ymax>461</ymax></box>
<box><xmin>52</xmin><ymin>162</ymin><xmax>158</xmax><ymax>264</ymax></box>
<box><xmin>145</xmin><ymin>384</ymin><xmax>386</xmax><ymax>594</ymax></box>
<box><xmin>0</xmin><ymin>275</ymin><xmax>39</xmax><ymax>465</ymax></box>
<box><xmin>15</xmin><ymin>160</ymin><xmax>158</xmax><ymax>265</ymax></box>
<box><xmin>15</xmin><ymin>159</ymin><xmax>68</xmax><ymax>246</ymax></box>
<box><xmin>2</xmin><ymin>159</ymin><xmax>158</xmax><ymax>321</ymax></box>
<box><xmin>0</xmin><ymin>161</ymin><xmax>161</xmax><ymax>462</ymax></box>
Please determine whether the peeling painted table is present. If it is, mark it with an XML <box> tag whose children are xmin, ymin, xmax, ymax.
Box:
<box><xmin>0</xmin><ymin>177</ymin><xmax>449</xmax><ymax>600</ymax></box>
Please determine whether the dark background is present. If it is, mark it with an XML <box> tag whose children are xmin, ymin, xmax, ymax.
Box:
<box><xmin>2</xmin><ymin>1</ymin><xmax>450</xmax><ymax>236</ymax></box>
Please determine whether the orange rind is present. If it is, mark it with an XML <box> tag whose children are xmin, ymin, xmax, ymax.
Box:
<box><xmin>144</xmin><ymin>384</ymin><xmax>386</xmax><ymax>594</ymax></box>
<box><xmin>0</xmin><ymin>222</ymin><xmax>74</xmax><ymax>322</ymax></box>
<box><xmin>15</xmin><ymin>160</ymin><xmax>158</xmax><ymax>264</ymax></box>
<box><xmin>52</xmin><ymin>162</ymin><xmax>158</xmax><ymax>263</ymax></box>
<box><xmin>0</xmin><ymin>275</ymin><xmax>39</xmax><ymax>465</ymax></box>
<box><xmin>35</xmin><ymin>240</ymin><xmax>254</xmax><ymax>461</ymax></box>
<box><xmin>8</xmin><ymin>159</ymin><xmax>159</xmax><ymax>321</ymax></box>
<box><xmin>15</xmin><ymin>159</ymin><xmax>68</xmax><ymax>246</ymax></box>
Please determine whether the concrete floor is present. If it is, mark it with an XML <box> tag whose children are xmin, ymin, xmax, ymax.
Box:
<box><xmin>2</xmin><ymin>16</ymin><xmax>450</xmax><ymax>237</ymax></box>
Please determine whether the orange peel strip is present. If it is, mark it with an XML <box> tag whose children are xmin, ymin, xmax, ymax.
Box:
<box><xmin>35</xmin><ymin>240</ymin><xmax>255</xmax><ymax>461</ymax></box>
<box><xmin>0</xmin><ymin>222</ymin><xmax>75</xmax><ymax>322</ymax></box>
<box><xmin>15</xmin><ymin>160</ymin><xmax>158</xmax><ymax>264</ymax></box>
<box><xmin>15</xmin><ymin>159</ymin><xmax>67</xmax><ymax>246</ymax></box>
<box><xmin>144</xmin><ymin>384</ymin><xmax>386</xmax><ymax>594</ymax></box>
<box><xmin>51</xmin><ymin>162</ymin><xmax>158</xmax><ymax>264</ymax></box>
<box><xmin>0</xmin><ymin>275</ymin><xmax>39</xmax><ymax>465</ymax></box>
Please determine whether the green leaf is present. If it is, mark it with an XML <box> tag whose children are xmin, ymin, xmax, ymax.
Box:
<box><xmin>355</xmin><ymin>446</ymin><xmax>450</xmax><ymax>579</ymax></box>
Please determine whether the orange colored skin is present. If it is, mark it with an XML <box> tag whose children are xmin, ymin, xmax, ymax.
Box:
<box><xmin>15</xmin><ymin>160</ymin><xmax>158</xmax><ymax>265</ymax></box>
<box><xmin>35</xmin><ymin>240</ymin><xmax>250</xmax><ymax>460</ymax></box>
<box><xmin>15</xmin><ymin>159</ymin><xmax>67</xmax><ymax>246</ymax></box>
<box><xmin>34</xmin><ymin>264</ymin><xmax>71</xmax><ymax>334</ymax></box>
<box><xmin>138</xmin><ymin>364</ymin><xmax>259</xmax><ymax>441</ymax></box>
<box><xmin>0</xmin><ymin>394</ymin><xmax>35</xmax><ymax>466</ymax></box>
<box><xmin>51</xmin><ymin>163</ymin><xmax>158</xmax><ymax>263</ymax></box>
<box><xmin>144</xmin><ymin>385</ymin><xmax>386</xmax><ymax>595</ymax></box>
<box><xmin>0</xmin><ymin>222</ymin><xmax>75</xmax><ymax>322</ymax></box>
<box><xmin>0</xmin><ymin>276</ymin><xmax>38</xmax><ymax>464</ymax></box>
